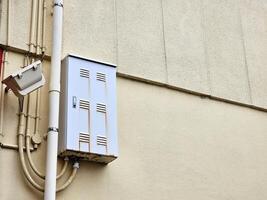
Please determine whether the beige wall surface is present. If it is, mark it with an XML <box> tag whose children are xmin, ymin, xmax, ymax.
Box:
<box><xmin>0</xmin><ymin>53</ymin><xmax>267</xmax><ymax>199</ymax></box>
<box><xmin>1</xmin><ymin>0</ymin><xmax>267</xmax><ymax>108</ymax></box>
<box><xmin>1</xmin><ymin>1</ymin><xmax>267</xmax><ymax>200</ymax></box>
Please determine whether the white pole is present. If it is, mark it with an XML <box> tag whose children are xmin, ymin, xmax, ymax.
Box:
<box><xmin>44</xmin><ymin>1</ymin><xmax>63</xmax><ymax>200</ymax></box>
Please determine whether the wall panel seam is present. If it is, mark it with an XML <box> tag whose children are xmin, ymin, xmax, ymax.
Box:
<box><xmin>238</xmin><ymin>4</ymin><xmax>253</xmax><ymax>104</ymax></box>
<box><xmin>160</xmin><ymin>0</ymin><xmax>168</xmax><ymax>84</ymax></box>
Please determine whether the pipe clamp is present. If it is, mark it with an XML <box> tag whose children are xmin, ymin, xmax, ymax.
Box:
<box><xmin>47</xmin><ymin>127</ymin><xmax>59</xmax><ymax>133</ymax></box>
<box><xmin>54</xmin><ymin>3</ymin><xmax>63</xmax><ymax>7</ymax></box>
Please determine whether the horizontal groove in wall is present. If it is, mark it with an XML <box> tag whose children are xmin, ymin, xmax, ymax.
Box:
<box><xmin>1</xmin><ymin>43</ymin><xmax>267</xmax><ymax>113</ymax></box>
<box><xmin>117</xmin><ymin>72</ymin><xmax>267</xmax><ymax>113</ymax></box>
<box><xmin>0</xmin><ymin>44</ymin><xmax>51</xmax><ymax>60</ymax></box>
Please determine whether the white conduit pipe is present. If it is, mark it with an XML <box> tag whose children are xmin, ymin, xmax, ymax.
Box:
<box><xmin>25</xmin><ymin>93</ymin><xmax>32</xmax><ymax>139</ymax></box>
<box><xmin>19</xmin><ymin>136</ymin><xmax>44</xmax><ymax>192</ymax></box>
<box><xmin>20</xmin><ymin>119</ymin><xmax>77</xmax><ymax>193</ymax></box>
<box><xmin>36</xmin><ymin>0</ymin><xmax>43</xmax><ymax>55</ymax></box>
<box><xmin>19</xmin><ymin>96</ymin><xmax>74</xmax><ymax>192</ymax></box>
<box><xmin>6</xmin><ymin>0</ymin><xmax>10</xmax><ymax>46</ymax></box>
<box><xmin>19</xmin><ymin>108</ymin><xmax>76</xmax><ymax>193</ymax></box>
<box><xmin>44</xmin><ymin>1</ymin><xmax>64</xmax><ymax>199</ymax></box>
<box><xmin>25</xmin><ymin>58</ymin><xmax>34</xmax><ymax>158</ymax></box>
<box><xmin>34</xmin><ymin>88</ymin><xmax>41</xmax><ymax>145</ymax></box>
<box><xmin>26</xmin><ymin>134</ymin><xmax>69</xmax><ymax>180</ymax></box>
<box><xmin>18</xmin><ymin>112</ymin><xmax>44</xmax><ymax>192</ymax></box>
<box><xmin>29</xmin><ymin>0</ymin><xmax>38</xmax><ymax>53</ymax></box>
<box><xmin>0</xmin><ymin>51</ymin><xmax>8</xmax><ymax>138</ymax></box>
<box><xmin>19</xmin><ymin>135</ymin><xmax>44</xmax><ymax>192</ymax></box>
<box><xmin>25</xmin><ymin>0</ymin><xmax>37</xmax><ymax>146</ymax></box>
<box><xmin>34</xmin><ymin>0</ymin><xmax>43</xmax><ymax>140</ymax></box>
<box><xmin>19</xmin><ymin>101</ymin><xmax>75</xmax><ymax>192</ymax></box>
<box><xmin>17</xmin><ymin>89</ymin><xmax>43</xmax><ymax>192</ymax></box>
<box><xmin>41</xmin><ymin>0</ymin><xmax>47</xmax><ymax>53</ymax></box>
<box><xmin>26</xmin><ymin>70</ymin><xmax>69</xmax><ymax>180</ymax></box>
<box><xmin>56</xmin><ymin>162</ymin><xmax>79</xmax><ymax>193</ymax></box>
<box><xmin>56</xmin><ymin>158</ymin><xmax>69</xmax><ymax>179</ymax></box>
<box><xmin>26</xmin><ymin>136</ymin><xmax>46</xmax><ymax>178</ymax></box>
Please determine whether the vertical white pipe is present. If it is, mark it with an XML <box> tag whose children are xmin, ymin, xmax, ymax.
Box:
<box><xmin>44</xmin><ymin>1</ymin><xmax>63</xmax><ymax>200</ymax></box>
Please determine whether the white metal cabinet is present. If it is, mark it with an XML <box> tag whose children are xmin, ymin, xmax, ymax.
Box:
<box><xmin>59</xmin><ymin>55</ymin><xmax>118</xmax><ymax>163</ymax></box>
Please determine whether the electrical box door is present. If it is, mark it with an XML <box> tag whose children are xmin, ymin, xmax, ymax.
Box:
<box><xmin>59</xmin><ymin>55</ymin><xmax>118</xmax><ymax>163</ymax></box>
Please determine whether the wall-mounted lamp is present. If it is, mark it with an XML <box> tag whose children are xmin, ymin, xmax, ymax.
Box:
<box><xmin>2</xmin><ymin>60</ymin><xmax>45</xmax><ymax>98</ymax></box>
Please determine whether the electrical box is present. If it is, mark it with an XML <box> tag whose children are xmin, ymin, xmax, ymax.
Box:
<box><xmin>59</xmin><ymin>55</ymin><xmax>118</xmax><ymax>163</ymax></box>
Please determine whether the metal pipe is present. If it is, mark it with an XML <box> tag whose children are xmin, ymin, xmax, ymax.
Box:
<box><xmin>16</xmin><ymin>72</ymin><xmax>45</xmax><ymax>192</ymax></box>
<box><xmin>0</xmin><ymin>51</ymin><xmax>8</xmax><ymax>139</ymax></box>
<box><xmin>18</xmin><ymin>105</ymin><xmax>74</xmax><ymax>193</ymax></box>
<box><xmin>44</xmin><ymin>1</ymin><xmax>64</xmax><ymax>199</ymax></box>
<box><xmin>41</xmin><ymin>0</ymin><xmax>47</xmax><ymax>53</ymax></box>
<box><xmin>1</xmin><ymin>142</ymin><xmax>21</xmax><ymax>150</ymax></box>
<box><xmin>34</xmin><ymin>88</ymin><xmax>41</xmax><ymax>138</ymax></box>
<box><xmin>26</xmin><ymin>0</ymin><xmax>38</xmax><ymax>144</ymax></box>
<box><xmin>56</xmin><ymin>158</ymin><xmax>69</xmax><ymax>179</ymax></box>
<box><xmin>25</xmin><ymin>56</ymin><xmax>37</xmax><ymax>157</ymax></box>
<box><xmin>18</xmin><ymin>112</ymin><xmax>44</xmax><ymax>192</ymax></box>
<box><xmin>19</xmin><ymin>128</ymin><xmax>76</xmax><ymax>193</ymax></box>
<box><xmin>56</xmin><ymin>162</ymin><xmax>79</xmax><ymax>193</ymax></box>
<box><xmin>29</xmin><ymin>0</ymin><xmax>38</xmax><ymax>53</ymax></box>
<box><xmin>25</xmin><ymin>93</ymin><xmax>32</xmax><ymax>139</ymax></box>
<box><xmin>0</xmin><ymin>49</ymin><xmax>4</xmax><ymax>140</ymax></box>
<box><xmin>33</xmin><ymin>0</ymin><xmax>43</xmax><ymax>153</ymax></box>
<box><xmin>36</xmin><ymin>0</ymin><xmax>43</xmax><ymax>55</ymax></box>
<box><xmin>0</xmin><ymin>142</ymin><xmax>34</xmax><ymax>151</ymax></box>
<box><xmin>26</xmin><ymin>134</ymin><xmax>69</xmax><ymax>180</ymax></box>
<box><xmin>27</xmin><ymin>0</ymin><xmax>38</xmax><ymax>139</ymax></box>
<box><xmin>26</xmin><ymin>135</ymin><xmax>45</xmax><ymax>179</ymax></box>
<box><xmin>6</xmin><ymin>0</ymin><xmax>11</xmax><ymax>45</ymax></box>
<box><xmin>25</xmin><ymin>57</ymin><xmax>34</xmax><ymax>160</ymax></box>
<box><xmin>26</xmin><ymin>88</ymin><xmax>69</xmax><ymax>180</ymax></box>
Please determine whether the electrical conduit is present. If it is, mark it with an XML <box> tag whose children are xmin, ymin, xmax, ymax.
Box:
<box><xmin>0</xmin><ymin>49</ymin><xmax>5</xmax><ymax>139</ymax></box>
<box><xmin>41</xmin><ymin>0</ymin><xmax>47</xmax><ymax>53</ymax></box>
<box><xmin>36</xmin><ymin>0</ymin><xmax>43</xmax><ymax>55</ymax></box>
<box><xmin>26</xmin><ymin>134</ymin><xmax>69</xmax><ymax>179</ymax></box>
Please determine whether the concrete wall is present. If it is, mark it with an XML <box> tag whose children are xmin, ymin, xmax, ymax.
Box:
<box><xmin>1</xmin><ymin>1</ymin><xmax>267</xmax><ymax>199</ymax></box>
